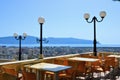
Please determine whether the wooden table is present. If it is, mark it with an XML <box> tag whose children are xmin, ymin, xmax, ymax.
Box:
<box><xmin>24</xmin><ymin>62</ymin><xmax>71</xmax><ymax>80</ymax></box>
<box><xmin>107</xmin><ymin>55</ymin><xmax>120</xmax><ymax>58</ymax></box>
<box><xmin>68</xmin><ymin>57</ymin><xmax>99</xmax><ymax>78</ymax></box>
<box><xmin>108</xmin><ymin>55</ymin><xmax>120</xmax><ymax>67</ymax></box>
<box><xmin>68</xmin><ymin>57</ymin><xmax>99</xmax><ymax>62</ymax></box>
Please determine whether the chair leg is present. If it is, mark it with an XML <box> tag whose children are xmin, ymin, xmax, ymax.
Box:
<box><xmin>45</xmin><ymin>74</ymin><xmax>52</xmax><ymax>80</ymax></box>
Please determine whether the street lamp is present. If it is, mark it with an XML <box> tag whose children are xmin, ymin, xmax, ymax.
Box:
<box><xmin>38</xmin><ymin>17</ymin><xmax>45</xmax><ymax>59</ymax></box>
<box><xmin>13</xmin><ymin>33</ymin><xmax>27</xmax><ymax>60</ymax></box>
<box><xmin>84</xmin><ymin>11</ymin><xmax>106</xmax><ymax>56</ymax></box>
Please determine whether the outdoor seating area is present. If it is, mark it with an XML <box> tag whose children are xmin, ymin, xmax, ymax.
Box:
<box><xmin>0</xmin><ymin>52</ymin><xmax>120</xmax><ymax>80</ymax></box>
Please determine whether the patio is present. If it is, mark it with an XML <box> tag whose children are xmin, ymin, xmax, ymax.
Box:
<box><xmin>0</xmin><ymin>52</ymin><xmax>120</xmax><ymax>80</ymax></box>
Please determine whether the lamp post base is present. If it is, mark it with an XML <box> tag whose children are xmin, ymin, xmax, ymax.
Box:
<box><xmin>39</xmin><ymin>54</ymin><xmax>44</xmax><ymax>59</ymax></box>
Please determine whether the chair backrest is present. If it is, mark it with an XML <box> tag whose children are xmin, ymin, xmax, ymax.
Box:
<box><xmin>99</xmin><ymin>52</ymin><xmax>113</xmax><ymax>57</ymax></box>
<box><xmin>22</xmin><ymin>65</ymin><xmax>45</xmax><ymax>80</ymax></box>
<box><xmin>91</xmin><ymin>60</ymin><xmax>102</xmax><ymax>67</ymax></box>
<box><xmin>77</xmin><ymin>61</ymin><xmax>87</xmax><ymax>73</ymax></box>
<box><xmin>89</xmin><ymin>56</ymin><xmax>98</xmax><ymax>59</ymax></box>
<box><xmin>2</xmin><ymin>67</ymin><xmax>18</xmax><ymax>76</ymax></box>
<box><xmin>2</xmin><ymin>73</ymin><xmax>17</xmax><ymax>80</ymax></box>
<box><xmin>2</xmin><ymin>64</ymin><xmax>20</xmax><ymax>77</ymax></box>
<box><xmin>54</xmin><ymin>58</ymin><xmax>68</xmax><ymax>66</ymax></box>
<box><xmin>22</xmin><ymin>66</ymin><xmax>36</xmax><ymax>80</ymax></box>
<box><xmin>80</xmin><ymin>54</ymin><xmax>90</xmax><ymax>58</ymax></box>
<box><xmin>66</xmin><ymin>60</ymin><xmax>78</xmax><ymax>74</ymax></box>
<box><xmin>104</xmin><ymin>57</ymin><xmax>116</xmax><ymax>71</ymax></box>
<box><xmin>22</xmin><ymin>71</ymin><xmax>36</xmax><ymax>80</ymax></box>
<box><xmin>105</xmin><ymin>57</ymin><xmax>115</xmax><ymax>67</ymax></box>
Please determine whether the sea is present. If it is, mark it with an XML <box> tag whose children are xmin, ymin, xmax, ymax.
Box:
<box><xmin>0</xmin><ymin>44</ymin><xmax>120</xmax><ymax>47</ymax></box>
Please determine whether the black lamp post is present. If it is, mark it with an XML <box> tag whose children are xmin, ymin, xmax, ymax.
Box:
<box><xmin>84</xmin><ymin>11</ymin><xmax>106</xmax><ymax>56</ymax></box>
<box><xmin>14</xmin><ymin>33</ymin><xmax>27</xmax><ymax>60</ymax></box>
<box><xmin>38</xmin><ymin>17</ymin><xmax>45</xmax><ymax>59</ymax></box>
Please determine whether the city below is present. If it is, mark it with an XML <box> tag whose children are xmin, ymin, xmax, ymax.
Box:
<box><xmin>0</xmin><ymin>45</ymin><xmax>120</xmax><ymax>60</ymax></box>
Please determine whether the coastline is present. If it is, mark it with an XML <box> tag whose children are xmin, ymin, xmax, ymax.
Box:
<box><xmin>0</xmin><ymin>44</ymin><xmax>120</xmax><ymax>47</ymax></box>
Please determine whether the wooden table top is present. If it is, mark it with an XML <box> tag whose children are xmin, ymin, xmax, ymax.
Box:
<box><xmin>25</xmin><ymin>62</ymin><xmax>71</xmax><ymax>72</ymax></box>
<box><xmin>68</xmin><ymin>57</ymin><xmax>99</xmax><ymax>62</ymax></box>
<box><xmin>107</xmin><ymin>55</ymin><xmax>120</xmax><ymax>58</ymax></box>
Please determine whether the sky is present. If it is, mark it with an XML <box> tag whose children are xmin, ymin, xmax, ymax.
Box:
<box><xmin>0</xmin><ymin>0</ymin><xmax>120</xmax><ymax>44</ymax></box>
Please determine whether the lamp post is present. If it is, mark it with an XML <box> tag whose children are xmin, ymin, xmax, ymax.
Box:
<box><xmin>13</xmin><ymin>33</ymin><xmax>27</xmax><ymax>60</ymax></box>
<box><xmin>84</xmin><ymin>11</ymin><xmax>106</xmax><ymax>56</ymax></box>
<box><xmin>38</xmin><ymin>17</ymin><xmax>45</xmax><ymax>59</ymax></box>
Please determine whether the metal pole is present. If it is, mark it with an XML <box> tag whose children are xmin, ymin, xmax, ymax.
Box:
<box><xmin>19</xmin><ymin>36</ymin><xmax>22</xmax><ymax>60</ymax></box>
<box><xmin>40</xmin><ymin>23</ymin><xmax>43</xmax><ymax>56</ymax></box>
<box><xmin>93</xmin><ymin>17</ymin><xmax>97</xmax><ymax>56</ymax></box>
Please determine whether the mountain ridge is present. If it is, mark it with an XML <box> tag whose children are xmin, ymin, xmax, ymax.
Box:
<box><xmin>0</xmin><ymin>36</ymin><xmax>100</xmax><ymax>44</ymax></box>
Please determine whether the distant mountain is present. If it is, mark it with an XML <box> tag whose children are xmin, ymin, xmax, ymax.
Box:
<box><xmin>0</xmin><ymin>36</ymin><xmax>100</xmax><ymax>44</ymax></box>
<box><xmin>47</xmin><ymin>37</ymin><xmax>100</xmax><ymax>44</ymax></box>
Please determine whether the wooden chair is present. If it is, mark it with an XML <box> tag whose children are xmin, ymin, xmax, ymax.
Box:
<box><xmin>103</xmin><ymin>57</ymin><xmax>116</xmax><ymax>73</ymax></box>
<box><xmin>74</xmin><ymin>60</ymin><xmax>92</xmax><ymax>80</ymax></box>
<box><xmin>2</xmin><ymin>73</ymin><xmax>18</xmax><ymax>80</ymax></box>
<box><xmin>91</xmin><ymin>60</ymin><xmax>104</xmax><ymax>78</ymax></box>
<box><xmin>21</xmin><ymin>64</ymin><xmax>45</xmax><ymax>80</ymax></box>
<box><xmin>62</xmin><ymin>60</ymin><xmax>80</xmax><ymax>80</ymax></box>
<box><xmin>98</xmin><ymin>52</ymin><xmax>113</xmax><ymax>57</ymax></box>
<box><xmin>45</xmin><ymin>59</ymin><xmax>77</xmax><ymax>80</ymax></box>
<box><xmin>22</xmin><ymin>71</ymin><xmax>36</xmax><ymax>80</ymax></box>
<box><xmin>79</xmin><ymin>54</ymin><xmax>91</xmax><ymax>58</ymax></box>
<box><xmin>1</xmin><ymin>64</ymin><xmax>22</xmax><ymax>80</ymax></box>
<box><xmin>102</xmin><ymin>57</ymin><xmax>119</xmax><ymax>79</ymax></box>
<box><xmin>54</xmin><ymin>58</ymin><xmax>68</xmax><ymax>65</ymax></box>
<box><xmin>21</xmin><ymin>65</ymin><xmax>36</xmax><ymax>80</ymax></box>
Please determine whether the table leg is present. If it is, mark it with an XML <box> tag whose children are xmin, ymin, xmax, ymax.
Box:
<box><xmin>118</xmin><ymin>58</ymin><xmax>120</xmax><ymax>68</ymax></box>
<box><xmin>54</xmin><ymin>72</ymin><xmax>59</xmax><ymax>80</ymax></box>
<box><xmin>36</xmin><ymin>70</ymin><xmax>45</xmax><ymax>80</ymax></box>
<box><xmin>36</xmin><ymin>70</ymin><xmax>40</xmax><ymax>80</ymax></box>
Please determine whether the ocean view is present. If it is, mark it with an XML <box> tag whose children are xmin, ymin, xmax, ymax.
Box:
<box><xmin>0</xmin><ymin>44</ymin><xmax>120</xmax><ymax>47</ymax></box>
